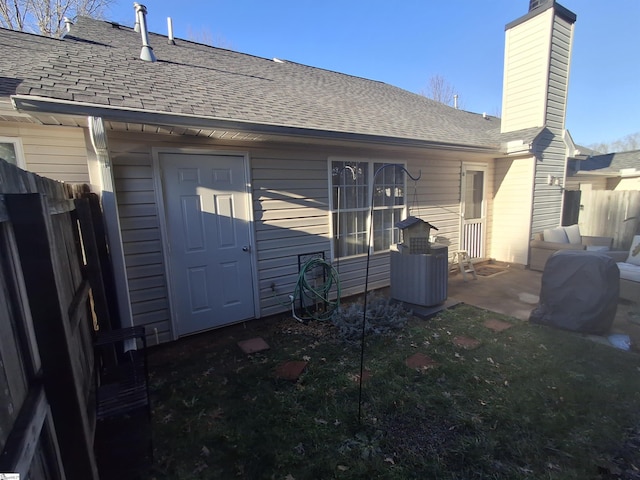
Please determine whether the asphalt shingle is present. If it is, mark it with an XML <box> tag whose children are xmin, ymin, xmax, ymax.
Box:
<box><xmin>1</xmin><ymin>17</ymin><xmax>509</xmax><ymax>148</ymax></box>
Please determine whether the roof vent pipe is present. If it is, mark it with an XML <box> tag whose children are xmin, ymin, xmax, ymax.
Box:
<box><xmin>453</xmin><ymin>94</ymin><xmax>458</xmax><ymax>110</ymax></box>
<box><xmin>63</xmin><ymin>17</ymin><xmax>73</xmax><ymax>32</ymax></box>
<box><xmin>167</xmin><ymin>17</ymin><xmax>175</xmax><ymax>44</ymax></box>
<box><xmin>134</xmin><ymin>3</ymin><xmax>156</xmax><ymax>62</ymax></box>
<box><xmin>134</xmin><ymin>6</ymin><xmax>140</xmax><ymax>32</ymax></box>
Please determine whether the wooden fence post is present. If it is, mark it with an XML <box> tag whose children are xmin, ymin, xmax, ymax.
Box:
<box><xmin>75</xmin><ymin>197</ymin><xmax>113</xmax><ymax>333</ymax></box>
<box><xmin>4</xmin><ymin>193</ymin><xmax>99</xmax><ymax>480</ymax></box>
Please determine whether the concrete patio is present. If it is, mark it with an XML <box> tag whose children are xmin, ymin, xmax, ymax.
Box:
<box><xmin>445</xmin><ymin>263</ymin><xmax>640</xmax><ymax>351</ymax></box>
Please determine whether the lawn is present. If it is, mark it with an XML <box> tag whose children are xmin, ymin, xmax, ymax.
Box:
<box><xmin>145</xmin><ymin>301</ymin><xmax>640</xmax><ymax>479</ymax></box>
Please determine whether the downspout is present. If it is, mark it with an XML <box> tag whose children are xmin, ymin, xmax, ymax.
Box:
<box><xmin>88</xmin><ymin>116</ymin><xmax>134</xmax><ymax>330</ymax></box>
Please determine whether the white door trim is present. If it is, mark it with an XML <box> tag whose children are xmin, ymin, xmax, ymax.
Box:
<box><xmin>152</xmin><ymin>147</ymin><xmax>258</xmax><ymax>339</ymax></box>
<box><xmin>460</xmin><ymin>162</ymin><xmax>488</xmax><ymax>259</ymax></box>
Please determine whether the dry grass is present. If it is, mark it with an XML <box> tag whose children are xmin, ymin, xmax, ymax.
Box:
<box><xmin>145</xmin><ymin>303</ymin><xmax>640</xmax><ymax>479</ymax></box>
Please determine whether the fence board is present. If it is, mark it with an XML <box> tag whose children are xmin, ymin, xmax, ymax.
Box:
<box><xmin>0</xmin><ymin>159</ymin><xmax>119</xmax><ymax>479</ymax></box>
<box><xmin>579</xmin><ymin>190</ymin><xmax>640</xmax><ymax>250</ymax></box>
<box><xmin>5</xmin><ymin>193</ymin><xmax>99</xmax><ymax>480</ymax></box>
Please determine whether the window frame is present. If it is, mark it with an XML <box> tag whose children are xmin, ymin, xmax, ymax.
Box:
<box><xmin>0</xmin><ymin>136</ymin><xmax>26</xmax><ymax>169</ymax></box>
<box><xmin>329</xmin><ymin>158</ymin><xmax>407</xmax><ymax>260</ymax></box>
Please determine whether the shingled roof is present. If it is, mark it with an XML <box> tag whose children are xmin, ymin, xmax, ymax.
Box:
<box><xmin>1</xmin><ymin>16</ymin><xmax>518</xmax><ymax>150</ymax></box>
<box><xmin>571</xmin><ymin>150</ymin><xmax>640</xmax><ymax>175</ymax></box>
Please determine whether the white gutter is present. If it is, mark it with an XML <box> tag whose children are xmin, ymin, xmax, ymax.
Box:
<box><xmin>11</xmin><ymin>94</ymin><xmax>499</xmax><ymax>154</ymax></box>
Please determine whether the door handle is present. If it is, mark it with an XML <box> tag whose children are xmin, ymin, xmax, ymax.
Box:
<box><xmin>242</xmin><ymin>246</ymin><xmax>250</xmax><ymax>252</ymax></box>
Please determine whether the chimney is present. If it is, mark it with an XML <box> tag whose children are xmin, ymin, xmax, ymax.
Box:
<box><xmin>167</xmin><ymin>17</ymin><xmax>175</xmax><ymax>45</ymax></box>
<box><xmin>63</xmin><ymin>17</ymin><xmax>73</xmax><ymax>33</ymax></box>
<box><xmin>134</xmin><ymin>3</ymin><xmax>156</xmax><ymax>62</ymax></box>
<box><xmin>500</xmin><ymin>2</ymin><xmax>576</xmax><ymax>133</ymax></box>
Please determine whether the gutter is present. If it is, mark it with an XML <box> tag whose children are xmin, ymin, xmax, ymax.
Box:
<box><xmin>11</xmin><ymin>94</ymin><xmax>499</xmax><ymax>154</ymax></box>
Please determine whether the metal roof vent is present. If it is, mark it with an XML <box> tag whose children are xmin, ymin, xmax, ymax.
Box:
<box><xmin>167</xmin><ymin>17</ymin><xmax>175</xmax><ymax>45</ymax></box>
<box><xmin>63</xmin><ymin>17</ymin><xmax>73</xmax><ymax>33</ymax></box>
<box><xmin>134</xmin><ymin>3</ymin><xmax>156</xmax><ymax>62</ymax></box>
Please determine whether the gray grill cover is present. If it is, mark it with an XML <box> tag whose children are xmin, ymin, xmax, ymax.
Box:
<box><xmin>529</xmin><ymin>250</ymin><xmax>619</xmax><ymax>334</ymax></box>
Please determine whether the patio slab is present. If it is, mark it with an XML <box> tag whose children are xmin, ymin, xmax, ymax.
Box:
<box><xmin>447</xmin><ymin>263</ymin><xmax>640</xmax><ymax>350</ymax></box>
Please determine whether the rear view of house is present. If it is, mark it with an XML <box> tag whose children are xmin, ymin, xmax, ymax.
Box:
<box><xmin>0</xmin><ymin>0</ymin><xmax>578</xmax><ymax>343</ymax></box>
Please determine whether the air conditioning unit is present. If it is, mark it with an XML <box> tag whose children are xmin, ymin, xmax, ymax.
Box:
<box><xmin>390</xmin><ymin>244</ymin><xmax>448</xmax><ymax>307</ymax></box>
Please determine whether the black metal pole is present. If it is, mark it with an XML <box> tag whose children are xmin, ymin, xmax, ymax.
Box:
<box><xmin>358</xmin><ymin>164</ymin><xmax>421</xmax><ymax>424</ymax></box>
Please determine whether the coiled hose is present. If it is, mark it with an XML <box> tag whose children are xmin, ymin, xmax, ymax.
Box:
<box><xmin>291</xmin><ymin>257</ymin><xmax>340</xmax><ymax>322</ymax></box>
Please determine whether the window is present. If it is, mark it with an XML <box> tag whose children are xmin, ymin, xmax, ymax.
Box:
<box><xmin>331</xmin><ymin>160</ymin><xmax>405</xmax><ymax>258</ymax></box>
<box><xmin>0</xmin><ymin>137</ymin><xmax>25</xmax><ymax>168</ymax></box>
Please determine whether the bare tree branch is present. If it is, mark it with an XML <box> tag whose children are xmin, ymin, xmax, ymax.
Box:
<box><xmin>186</xmin><ymin>25</ymin><xmax>234</xmax><ymax>49</ymax></box>
<box><xmin>0</xmin><ymin>0</ymin><xmax>28</xmax><ymax>31</ymax></box>
<box><xmin>1</xmin><ymin>0</ymin><xmax>112</xmax><ymax>37</ymax></box>
<box><xmin>588</xmin><ymin>131</ymin><xmax>640</xmax><ymax>154</ymax></box>
<box><xmin>420</xmin><ymin>74</ymin><xmax>462</xmax><ymax>108</ymax></box>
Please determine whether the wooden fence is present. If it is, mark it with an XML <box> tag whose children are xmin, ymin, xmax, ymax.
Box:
<box><xmin>578</xmin><ymin>189</ymin><xmax>640</xmax><ymax>250</ymax></box>
<box><xmin>0</xmin><ymin>159</ymin><xmax>115</xmax><ymax>479</ymax></box>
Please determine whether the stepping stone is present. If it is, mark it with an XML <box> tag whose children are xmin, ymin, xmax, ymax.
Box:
<box><xmin>405</xmin><ymin>352</ymin><xmax>438</xmax><ymax>370</ymax></box>
<box><xmin>453</xmin><ymin>335</ymin><xmax>481</xmax><ymax>350</ymax></box>
<box><xmin>275</xmin><ymin>361</ymin><xmax>308</xmax><ymax>381</ymax></box>
<box><xmin>237</xmin><ymin>337</ymin><xmax>270</xmax><ymax>354</ymax></box>
<box><xmin>483</xmin><ymin>319</ymin><xmax>513</xmax><ymax>332</ymax></box>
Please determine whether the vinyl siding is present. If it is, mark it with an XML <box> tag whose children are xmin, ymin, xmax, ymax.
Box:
<box><xmin>0</xmin><ymin>121</ymin><xmax>90</xmax><ymax>183</ymax></box>
<box><xmin>564</xmin><ymin>176</ymin><xmax>608</xmax><ymax>191</ymax></box>
<box><xmin>501</xmin><ymin>9</ymin><xmax>552</xmax><ymax>133</ymax></box>
<box><xmin>530</xmin><ymin>14</ymin><xmax>573</xmax><ymax>234</ymax></box>
<box><xmin>108</xmin><ymin>133</ymin><xmax>172</xmax><ymax>345</ymax></box>
<box><xmin>612</xmin><ymin>177</ymin><xmax>640</xmax><ymax>191</ymax></box>
<box><xmin>491</xmin><ymin>156</ymin><xmax>535</xmax><ymax>264</ymax></box>
<box><xmin>105</xmin><ymin>130</ymin><xmax>497</xmax><ymax>343</ymax></box>
<box><xmin>502</xmin><ymin>7</ymin><xmax>574</xmax><ymax>238</ymax></box>
<box><xmin>253</xmin><ymin>152</ymin><xmax>332</xmax><ymax>316</ymax></box>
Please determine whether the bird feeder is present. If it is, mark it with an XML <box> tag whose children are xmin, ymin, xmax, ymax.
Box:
<box><xmin>395</xmin><ymin>216</ymin><xmax>438</xmax><ymax>254</ymax></box>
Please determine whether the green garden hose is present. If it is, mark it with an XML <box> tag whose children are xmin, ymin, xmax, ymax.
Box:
<box><xmin>291</xmin><ymin>257</ymin><xmax>340</xmax><ymax>322</ymax></box>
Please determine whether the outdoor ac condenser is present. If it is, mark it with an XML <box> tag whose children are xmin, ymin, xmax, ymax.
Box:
<box><xmin>390</xmin><ymin>244</ymin><xmax>448</xmax><ymax>307</ymax></box>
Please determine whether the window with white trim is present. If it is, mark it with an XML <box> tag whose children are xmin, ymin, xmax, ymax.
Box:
<box><xmin>0</xmin><ymin>137</ymin><xmax>25</xmax><ymax>168</ymax></box>
<box><xmin>330</xmin><ymin>160</ymin><xmax>405</xmax><ymax>258</ymax></box>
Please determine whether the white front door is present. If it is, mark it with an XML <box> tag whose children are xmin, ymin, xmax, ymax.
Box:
<box><xmin>159</xmin><ymin>153</ymin><xmax>255</xmax><ymax>336</ymax></box>
<box><xmin>460</xmin><ymin>164</ymin><xmax>487</xmax><ymax>259</ymax></box>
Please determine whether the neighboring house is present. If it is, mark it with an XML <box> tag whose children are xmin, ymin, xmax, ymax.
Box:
<box><xmin>0</xmin><ymin>1</ymin><xmax>578</xmax><ymax>343</ymax></box>
<box><xmin>566</xmin><ymin>149</ymin><xmax>640</xmax><ymax>191</ymax></box>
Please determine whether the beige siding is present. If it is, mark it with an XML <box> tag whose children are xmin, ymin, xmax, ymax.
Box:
<box><xmin>405</xmin><ymin>158</ymin><xmax>462</xmax><ymax>254</ymax></box>
<box><xmin>491</xmin><ymin>156</ymin><xmax>535</xmax><ymax>264</ymax></box>
<box><xmin>253</xmin><ymin>152</ymin><xmax>332</xmax><ymax>316</ymax></box>
<box><xmin>501</xmin><ymin>9</ymin><xmax>553</xmax><ymax>133</ymax></box>
<box><xmin>611</xmin><ymin>177</ymin><xmax>640</xmax><ymax>191</ymax></box>
<box><xmin>0</xmin><ymin>121</ymin><xmax>89</xmax><ymax>183</ymax></box>
<box><xmin>565</xmin><ymin>176</ymin><xmax>608</xmax><ymax>191</ymax></box>
<box><xmin>501</xmin><ymin>8</ymin><xmax>574</xmax><ymax>250</ymax></box>
<box><xmin>105</xmin><ymin>130</ymin><xmax>499</xmax><ymax>343</ymax></box>
<box><xmin>108</xmin><ymin>133</ymin><xmax>172</xmax><ymax>345</ymax></box>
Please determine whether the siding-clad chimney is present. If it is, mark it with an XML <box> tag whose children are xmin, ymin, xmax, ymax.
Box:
<box><xmin>500</xmin><ymin>1</ymin><xmax>576</xmax><ymax>134</ymax></box>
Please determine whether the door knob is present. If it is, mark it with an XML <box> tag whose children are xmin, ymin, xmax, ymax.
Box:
<box><xmin>242</xmin><ymin>246</ymin><xmax>250</xmax><ymax>252</ymax></box>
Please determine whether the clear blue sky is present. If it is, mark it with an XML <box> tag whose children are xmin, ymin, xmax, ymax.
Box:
<box><xmin>106</xmin><ymin>1</ymin><xmax>639</xmax><ymax>147</ymax></box>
